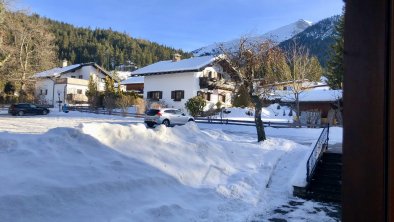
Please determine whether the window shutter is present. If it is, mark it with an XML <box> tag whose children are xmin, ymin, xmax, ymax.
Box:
<box><xmin>181</xmin><ymin>90</ymin><xmax>184</xmax><ymax>99</ymax></box>
<box><xmin>171</xmin><ymin>91</ymin><xmax>175</xmax><ymax>99</ymax></box>
<box><xmin>159</xmin><ymin>91</ymin><xmax>163</xmax><ymax>99</ymax></box>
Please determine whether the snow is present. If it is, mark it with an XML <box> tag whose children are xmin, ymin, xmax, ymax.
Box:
<box><xmin>114</xmin><ymin>71</ymin><xmax>132</xmax><ymax>81</ymax></box>
<box><xmin>33</xmin><ymin>64</ymin><xmax>82</xmax><ymax>78</ymax></box>
<box><xmin>276</xmin><ymin>89</ymin><xmax>342</xmax><ymax>102</ymax></box>
<box><xmin>0</xmin><ymin>110</ymin><xmax>342</xmax><ymax>221</ymax></box>
<box><xmin>221</xmin><ymin>104</ymin><xmax>294</xmax><ymax>123</ymax></box>
<box><xmin>121</xmin><ymin>76</ymin><xmax>144</xmax><ymax>84</ymax></box>
<box><xmin>131</xmin><ymin>55</ymin><xmax>217</xmax><ymax>75</ymax></box>
<box><xmin>192</xmin><ymin>19</ymin><xmax>312</xmax><ymax>56</ymax></box>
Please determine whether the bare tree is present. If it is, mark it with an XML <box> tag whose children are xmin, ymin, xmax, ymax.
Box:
<box><xmin>1</xmin><ymin>11</ymin><xmax>57</xmax><ymax>92</ymax></box>
<box><xmin>221</xmin><ymin>38</ymin><xmax>290</xmax><ymax>142</ymax></box>
<box><xmin>282</xmin><ymin>41</ymin><xmax>323</xmax><ymax>125</ymax></box>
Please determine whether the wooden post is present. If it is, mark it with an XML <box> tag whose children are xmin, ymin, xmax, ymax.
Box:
<box><xmin>343</xmin><ymin>0</ymin><xmax>393</xmax><ymax>220</ymax></box>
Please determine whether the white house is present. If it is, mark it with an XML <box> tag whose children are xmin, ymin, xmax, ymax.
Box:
<box><xmin>131</xmin><ymin>54</ymin><xmax>235</xmax><ymax>111</ymax></box>
<box><xmin>33</xmin><ymin>61</ymin><xmax>112</xmax><ymax>106</ymax></box>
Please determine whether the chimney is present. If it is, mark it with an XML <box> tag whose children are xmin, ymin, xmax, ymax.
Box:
<box><xmin>62</xmin><ymin>59</ymin><xmax>68</xmax><ymax>67</ymax></box>
<box><xmin>172</xmin><ymin>53</ymin><xmax>181</xmax><ymax>62</ymax></box>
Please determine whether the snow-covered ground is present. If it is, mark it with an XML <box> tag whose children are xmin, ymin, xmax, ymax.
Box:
<box><xmin>0</xmin><ymin>110</ymin><xmax>342</xmax><ymax>221</ymax></box>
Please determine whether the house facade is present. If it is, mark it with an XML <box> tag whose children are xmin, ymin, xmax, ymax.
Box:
<box><xmin>131</xmin><ymin>55</ymin><xmax>235</xmax><ymax>111</ymax></box>
<box><xmin>33</xmin><ymin>62</ymin><xmax>112</xmax><ymax>106</ymax></box>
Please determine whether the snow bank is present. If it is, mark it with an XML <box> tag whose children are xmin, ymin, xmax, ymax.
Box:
<box><xmin>0</xmin><ymin>122</ymin><xmax>311</xmax><ymax>221</ymax></box>
<box><xmin>222</xmin><ymin>103</ymin><xmax>294</xmax><ymax>122</ymax></box>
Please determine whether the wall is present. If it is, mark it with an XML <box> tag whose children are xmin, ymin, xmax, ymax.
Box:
<box><xmin>35</xmin><ymin>65</ymin><xmax>109</xmax><ymax>106</ymax></box>
<box><xmin>144</xmin><ymin>72</ymin><xmax>199</xmax><ymax>111</ymax></box>
<box><xmin>35</xmin><ymin>79</ymin><xmax>55</xmax><ymax>105</ymax></box>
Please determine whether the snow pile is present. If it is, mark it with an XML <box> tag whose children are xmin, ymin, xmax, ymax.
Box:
<box><xmin>0</xmin><ymin>122</ymin><xmax>312</xmax><ymax>221</ymax></box>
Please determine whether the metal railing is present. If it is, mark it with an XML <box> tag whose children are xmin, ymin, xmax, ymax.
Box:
<box><xmin>306</xmin><ymin>124</ymin><xmax>330</xmax><ymax>183</ymax></box>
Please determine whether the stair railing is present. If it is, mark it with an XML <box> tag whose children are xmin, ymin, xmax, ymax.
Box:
<box><xmin>306</xmin><ymin>124</ymin><xmax>329</xmax><ymax>183</ymax></box>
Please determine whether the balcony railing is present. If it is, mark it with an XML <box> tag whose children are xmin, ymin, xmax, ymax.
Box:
<box><xmin>55</xmin><ymin>78</ymin><xmax>89</xmax><ymax>86</ymax></box>
<box><xmin>199</xmin><ymin>77</ymin><xmax>235</xmax><ymax>91</ymax></box>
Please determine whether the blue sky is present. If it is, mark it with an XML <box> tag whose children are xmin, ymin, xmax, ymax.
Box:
<box><xmin>18</xmin><ymin>0</ymin><xmax>344</xmax><ymax>51</ymax></box>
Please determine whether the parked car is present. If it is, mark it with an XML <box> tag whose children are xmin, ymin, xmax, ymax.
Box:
<box><xmin>144</xmin><ymin>108</ymin><xmax>194</xmax><ymax>127</ymax></box>
<box><xmin>8</xmin><ymin>103</ymin><xmax>50</xmax><ymax>116</ymax></box>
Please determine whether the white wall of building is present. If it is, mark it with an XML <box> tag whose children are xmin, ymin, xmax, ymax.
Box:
<box><xmin>35</xmin><ymin>65</ymin><xmax>109</xmax><ymax>106</ymax></box>
<box><xmin>144</xmin><ymin>72</ymin><xmax>199</xmax><ymax>111</ymax></box>
<box><xmin>143</xmin><ymin>66</ymin><xmax>233</xmax><ymax>112</ymax></box>
<box><xmin>35</xmin><ymin>79</ymin><xmax>55</xmax><ymax>105</ymax></box>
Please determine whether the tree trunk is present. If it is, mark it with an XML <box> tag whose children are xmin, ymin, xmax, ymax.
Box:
<box><xmin>295</xmin><ymin>93</ymin><xmax>301</xmax><ymax>127</ymax></box>
<box><xmin>252</xmin><ymin>95</ymin><xmax>266</xmax><ymax>142</ymax></box>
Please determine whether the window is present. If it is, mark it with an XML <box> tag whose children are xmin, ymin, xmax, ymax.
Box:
<box><xmin>171</xmin><ymin>90</ymin><xmax>184</xmax><ymax>101</ymax></box>
<box><xmin>77</xmin><ymin>89</ymin><xmax>83</xmax><ymax>94</ymax></box>
<box><xmin>164</xmin><ymin>110</ymin><xmax>175</xmax><ymax>114</ymax></box>
<box><xmin>40</xmin><ymin>89</ymin><xmax>48</xmax><ymax>95</ymax></box>
<box><xmin>147</xmin><ymin>91</ymin><xmax>163</xmax><ymax>100</ymax></box>
<box><xmin>218</xmin><ymin>94</ymin><xmax>225</xmax><ymax>103</ymax></box>
<box><xmin>71</xmin><ymin>75</ymin><xmax>76</xmax><ymax>78</ymax></box>
<box><xmin>197</xmin><ymin>91</ymin><xmax>211</xmax><ymax>101</ymax></box>
<box><xmin>78</xmin><ymin>75</ymin><xmax>83</xmax><ymax>79</ymax></box>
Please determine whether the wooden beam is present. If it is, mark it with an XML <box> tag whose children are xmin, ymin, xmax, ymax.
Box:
<box><xmin>389</xmin><ymin>0</ymin><xmax>394</xmax><ymax>220</ymax></box>
<box><xmin>343</xmin><ymin>0</ymin><xmax>389</xmax><ymax>220</ymax></box>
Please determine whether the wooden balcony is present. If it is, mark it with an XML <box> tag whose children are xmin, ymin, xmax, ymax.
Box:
<box><xmin>199</xmin><ymin>77</ymin><xmax>235</xmax><ymax>91</ymax></box>
<box><xmin>55</xmin><ymin>78</ymin><xmax>89</xmax><ymax>86</ymax></box>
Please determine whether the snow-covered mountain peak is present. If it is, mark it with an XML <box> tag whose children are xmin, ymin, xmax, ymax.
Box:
<box><xmin>192</xmin><ymin>19</ymin><xmax>312</xmax><ymax>56</ymax></box>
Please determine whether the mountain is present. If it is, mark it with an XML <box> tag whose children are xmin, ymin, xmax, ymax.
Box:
<box><xmin>41</xmin><ymin>17</ymin><xmax>191</xmax><ymax>70</ymax></box>
<box><xmin>191</xmin><ymin>19</ymin><xmax>312</xmax><ymax>56</ymax></box>
<box><xmin>279</xmin><ymin>15</ymin><xmax>341</xmax><ymax>67</ymax></box>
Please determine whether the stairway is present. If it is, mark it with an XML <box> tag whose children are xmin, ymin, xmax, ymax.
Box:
<box><xmin>294</xmin><ymin>152</ymin><xmax>342</xmax><ymax>203</ymax></box>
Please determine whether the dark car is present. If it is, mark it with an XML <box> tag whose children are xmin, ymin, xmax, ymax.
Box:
<box><xmin>8</xmin><ymin>103</ymin><xmax>50</xmax><ymax>116</ymax></box>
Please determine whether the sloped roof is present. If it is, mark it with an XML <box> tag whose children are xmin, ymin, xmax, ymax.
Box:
<box><xmin>131</xmin><ymin>55</ymin><xmax>217</xmax><ymax>76</ymax></box>
<box><xmin>121</xmin><ymin>76</ymin><xmax>144</xmax><ymax>84</ymax></box>
<box><xmin>33</xmin><ymin>63</ymin><xmax>111</xmax><ymax>78</ymax></box>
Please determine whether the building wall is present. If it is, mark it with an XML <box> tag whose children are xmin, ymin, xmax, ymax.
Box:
<box><xmin>144</xmin><ymin>71</ymin><xmax>199</xmax><ymax>111</ymax></box>
<box><xmin>35</xmin><ymin>79</ymin><xmax>55</xmax><ymax>105</ymax></box>
<box><xmin>143</xmin><ymin>66</ymin><xmax>233</xmax><ymax>112</ymax></box>
<box><xmin>35</xmin><ymin>65</ymin><xmax>109</xmax><ymax>106</ymax></box>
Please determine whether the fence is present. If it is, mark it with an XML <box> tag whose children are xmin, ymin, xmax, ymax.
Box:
<box><xmin>306</xmin><ymin>125</ymin><xmax>330</xmax><ymax>183</ymax></box>
<box><xmin>68</xmin><ymin>105</ymin><xmax>325</xmax><ymax>128</ymax></box>
<box><xmin>194</xmin><ymin>117</ymin><xmax>325</xmax><ymax>128</ymax></box>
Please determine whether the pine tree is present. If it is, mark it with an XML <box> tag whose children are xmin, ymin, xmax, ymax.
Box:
<box><xmin>326</xmin><ymin>8</ymin><xmax>345</xmax><ymax>89</ymax></box>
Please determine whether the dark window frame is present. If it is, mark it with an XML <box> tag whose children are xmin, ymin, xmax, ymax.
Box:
<box><xmin>147</xmin><ymin>91</ymin><xmax>163</xmax><ymax>100</ymax></box>
<box><xmin>171</xmin><ymin>90</ymin><xmax>185</xmax><ymax>101</ymax></box>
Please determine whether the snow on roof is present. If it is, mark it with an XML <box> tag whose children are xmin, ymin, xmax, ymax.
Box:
<box><xmin>33</xmin><ymin>63</ymin><xmax>111</xmax><ymax>79</ymax></box>
<box><xmin>277</xmin><ymin>89</ymin><xmax>342</xmax><ymax>102</ymax></box>
<box><xmin>33</xmin><ymin>64</ymin><xmax>82</xmax><ymax>78</ymax></box>
<box><xmin>115</xmin><ymin>71</ymin><xmax>132</xmax><ymax>81</ymax></box>
<box><xmin>131</xmin><ymin>55</ymin><xmax>217</xmax><ymax>75</ymax></box>
<box><xmin>121</xmin><ymin>76</ymin><xmax>144</xmax><ymax>84</ymax></box>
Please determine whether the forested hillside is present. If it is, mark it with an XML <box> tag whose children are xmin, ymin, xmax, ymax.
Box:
<box><xmin>44</xmin><ymin>18</ymin><xmax>191</xmax><ymax>70</ymax></box>
<box><xmin>279</xmin><ymin>16</ymin><xmax>340</xmax><ymax>67</ymax></box>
